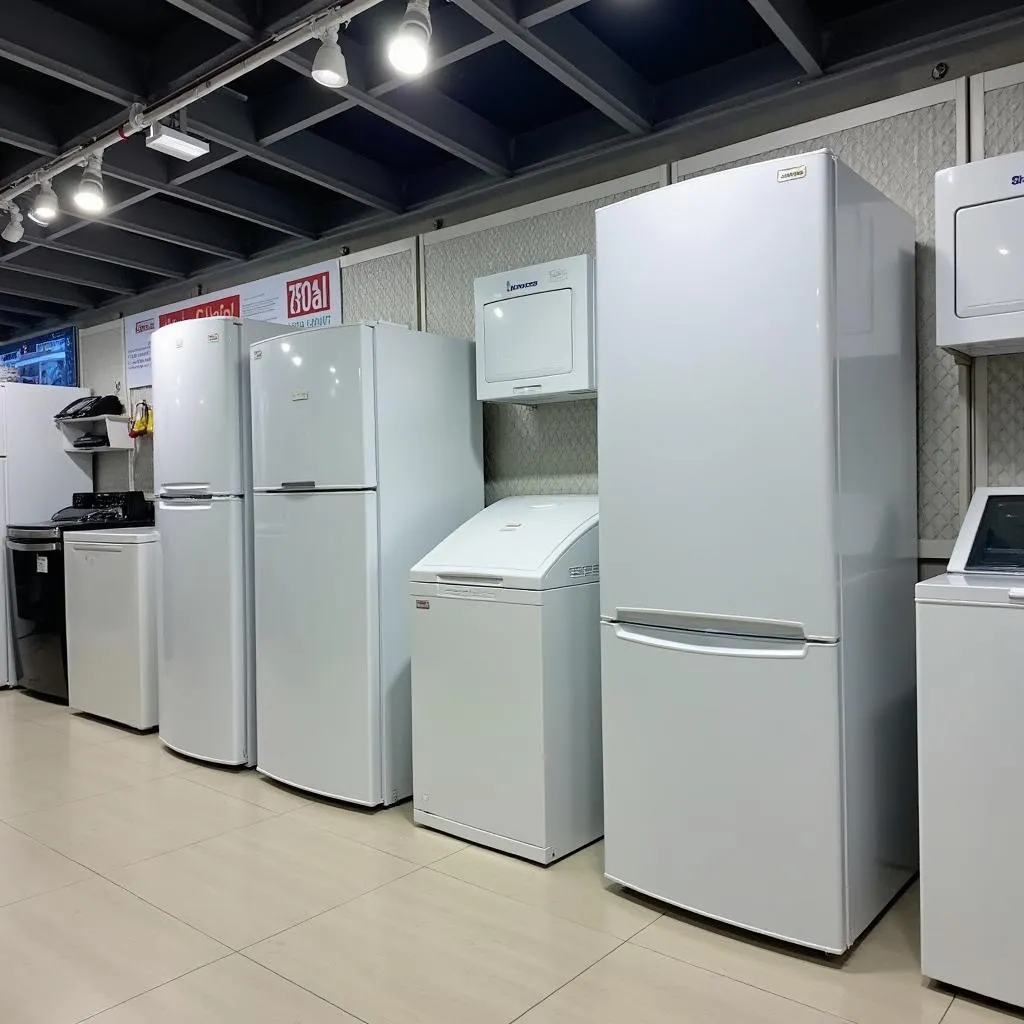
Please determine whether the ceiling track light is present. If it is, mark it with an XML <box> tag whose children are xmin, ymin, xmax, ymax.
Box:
<box><xmin>312</xmin><ymin>24</ymin><xmax>349</xmax><ymax>88</ymax></box>
<box><xmin>1</xmin><ymin>203</ymin><xmax>23</xmax><ymax>244</ymax></box>
<box><xmin>28</xmin><ymin>180</ymin><xmax>58</xmax><ymax>226</ymax></box>
<box><xmin>388</xmin><ymin>0</ymin><xmax>431</xmax><ymax>77</ymax></box>
<box><xmin>74</xmin><ymin>152</ymin><xmax>106</xmax><ymax>215</ymax></box>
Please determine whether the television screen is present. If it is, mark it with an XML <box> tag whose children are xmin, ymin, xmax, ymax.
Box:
<box><xmin>0</xmin><ymin>326</ymin><xmax>78</xmax><ymax>386</ymax></box>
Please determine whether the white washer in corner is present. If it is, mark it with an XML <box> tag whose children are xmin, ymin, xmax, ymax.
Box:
<box><xmin>917</xmin><ymin>487</ymin><xmax>1024</xmax><ymax>1009</ymax></box>
<box><xmin>65</xmin><ymin>528</ymin><xmax>160</xmax><ymax>730</ymax></box>
<box><xmin>410</xmin><ymin>495</ymin><xmax>601</xmax><ymax>864</ymax></box>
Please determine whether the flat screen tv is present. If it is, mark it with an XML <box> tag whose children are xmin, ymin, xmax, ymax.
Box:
<box><xmin>0</xmin><ymin>326</ymin><xmax>78</xmax><ymax>386</ymax></box>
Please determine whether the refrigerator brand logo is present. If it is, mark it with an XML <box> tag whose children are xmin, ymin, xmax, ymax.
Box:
<box><xmin>777</xmin><ymin>165</ymin><xmax>807</xmax><ymax>183</ymax></box>
<box><xmin>1013</xmin><ymin>175</ymin><xmax>1024</xmax><ymax>186</ymax></box>
<box><xmin>135</xmin><ymin>318</ymin><xmax>155</xmax><ymax>334</ymax></box>
<box><xmin>506</xmin><ymin>279</ymin><xmax>538</xmax><ymax>293</ymax></box>
<box><xmin>159</xmin><ymin>295</ymin><xmax>241</xmax><ymax>326</ymax></box>
<box><xmin>415</xmin><ymin>599</ymin><xmax>430</xmax><ymax>610</ymax></box>
<box><xmin>286</xmin><ymin>270</ymin><xmax>331</xmax><ymax>318</ymax></box>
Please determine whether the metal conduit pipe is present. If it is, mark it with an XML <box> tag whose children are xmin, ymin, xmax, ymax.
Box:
<box><xmin>0</xmin><ymin>0</ymin><xmax>385</xmax><ymax>209</ymax></box>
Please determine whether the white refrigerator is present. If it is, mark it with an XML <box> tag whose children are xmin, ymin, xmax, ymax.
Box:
<box><xmin>152</xmin><ymin>317</ymin><xmax>294</xmax><ymax>765</ymax></box>
<box><xmin>0</xmin><ymin>382</ymin><xmax>91</xmax><ymax>685</ymax></box>
<box><xmin>250</xmin><ymin>323</ymin><xmax>482</xmax><ymax>806</ymax></box>
<box><xmin>595</xmin><ymin>151</ymin><xmax>919</xmax><ymax>952</ymax></box>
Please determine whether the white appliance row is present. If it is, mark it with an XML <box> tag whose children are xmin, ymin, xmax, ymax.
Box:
<box><xmin>151</xmin><ymin>320</ymin><xmax>482</xmax><ymax>808</ymax></box>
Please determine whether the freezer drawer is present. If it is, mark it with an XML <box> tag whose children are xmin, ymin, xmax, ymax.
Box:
<box><xmin>601</xmin><ymin>620</ymin><xmax>846</xmax><ymax>951</ymax></box>
<box><xmin>254</xmin><ymin>490</ymin><xmax>381</xmax><ymax>804</ymax></box>
<box><xmin>157</xmin><ymin>497</ymin><xmax>249</xmax><ymax>763</ymax></box>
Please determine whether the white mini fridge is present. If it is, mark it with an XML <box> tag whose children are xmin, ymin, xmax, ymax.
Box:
<box><xmin>410</xmin><ymin>495</ymin><xmax>602</xmax><ymax>863</ymax></box>
<box><xmin>250</xmin><ymin>323</ymin><xmax>483</xmax><ymax>806</ymax></box>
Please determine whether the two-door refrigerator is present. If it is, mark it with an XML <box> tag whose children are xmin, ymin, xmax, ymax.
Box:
<box><xmin>152</xmin><ymin>317</ymin><xmax>295</xmax><ymax>765</ymax></box>
<box><xmin>595</xmin><ymin>151</ymin><xmax>919</xmax><ymax>952</ymax></box>
<box><xmin>250</xmin><ymin>323</ymin><xmax>482</xmax><ymax>805</ymax></box>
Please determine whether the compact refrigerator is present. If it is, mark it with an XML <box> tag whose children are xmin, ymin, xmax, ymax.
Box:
<box><xmin>250</xmin><ymin>323</ymin><xmax>482</xmax><ymax>805</ymax></box>
<box><xmin>1</xmin><ymin>383</ymin><xmax>91</xmax><ymax>686</ymax></box>
<box><xmin>152</xmin><ymin>317</ymin><xmax>295</xmax><ymax>765</ymax></box>
<box><xmin>595</xmin><ymin>150</ymin><xmax>919</xmax><ymax>952</ymax></box>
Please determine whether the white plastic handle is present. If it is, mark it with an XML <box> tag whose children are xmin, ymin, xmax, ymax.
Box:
<box><xmin>1008</xmin><ymin>588</ymin><xmax>1024</xmax><ymax>601</ymax></box>
<box><xmin>613</xmin><ymin>623</ymin><xmax>808</xmax><ymax>660</ymax></box>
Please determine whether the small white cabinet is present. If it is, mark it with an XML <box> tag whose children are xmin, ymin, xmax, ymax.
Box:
<box><xmin>58</xmin><ymin>414</ymin><xmax>134</xmax><ymax>452</ymax></box>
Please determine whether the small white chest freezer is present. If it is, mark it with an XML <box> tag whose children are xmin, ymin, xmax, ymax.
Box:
<box><xmin>65</xmin><ymin>528</ymin><xmax>160</xmax><ymax>730</ymax></box>
<box><xmin>917</xmin><ymin>487</ymin><xmax>1024</xmax><ymax>1009</ymax></box>
<box><xmin>410</xmin><ymin>495</ymin><xmax>601</xmax><ymax>863</ymax></box>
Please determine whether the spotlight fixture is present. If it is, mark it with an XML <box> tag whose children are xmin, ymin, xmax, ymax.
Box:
<box><xmin>74</xmin><ymin>152</ymin><xmax>105</xmax><ymax>214</ymax></box>
<box><xmin>28</xmin><ymin>180</ymin><xmax>59</xmax><ymax>225</ymax></box>
<box><xmin>1</xmin><ymin>204</ymin><xmax>23</xmax><ymax>244</ymax></box>
<box><xmin>388</xmin><ymin>0</ymin><xmax>431</xmax><ymax>77</ymax></box>
<box><xmin>311</xmin><ymin>25</ymin><xmax>348</xmax><ymax>88</ymax></box>
<box><xmin>146</xmin><ymin>122</ymin><xmax>210</xmax><ymax>161</ymax></box>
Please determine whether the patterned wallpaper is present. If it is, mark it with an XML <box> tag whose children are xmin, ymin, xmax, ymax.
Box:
<box><xmin>423</xmin><ymin>183</ymin><xmax>658</xmax><ymax>503</ymax></box>
<box><xmin>678</xmin><ymin>102</ymin><xmax>961</xmax><ymax>541</ymax></box>
<box><xmin>983</xmin><ymin>83</ymin><xmax>1024</xmax><ymax>485</ymax></box>
<box><xmin>341</xmin><ymin>248</ymin><xmax>417</xmax><ymax>328</ymax></box>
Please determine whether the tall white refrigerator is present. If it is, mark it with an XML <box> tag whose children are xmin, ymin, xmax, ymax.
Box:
<box><xmin>595</xmin><ymin>151</ymin><xmax>919</xmax><ymax>952</ymax></box>
<box><xmin>152</xmin><ymin>317</ymin><xmax>296</xmax><ymax>765</ymax></box>
<box><xmin>250</xmin><ymin>323</ymin><xmax>482</xmax><ymax>805</ymax></box>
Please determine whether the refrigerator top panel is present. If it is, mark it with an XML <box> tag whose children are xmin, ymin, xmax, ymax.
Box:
<box><xmin>595</xmin><ymin>150</ymin><xmax>841</xmax><ymax>641</ymax></box>
<box><xmin>250</xmin><ymin>324</ymin><xmax>377</xmax><ymax>491</ymax></box>
<box><xmin>947</xmin><ymin>487</ymin><xmax>1024</xmax><ymax>574</ymax></box>
<box><xmin>152</xmin><ymin>318</ymin><xmax>245</xmax><ymax>496</ymax></box>
<box><xmin>411</xmin><ymin>494</ymin><xmax>598</xmax><ymax>591</ymax></box>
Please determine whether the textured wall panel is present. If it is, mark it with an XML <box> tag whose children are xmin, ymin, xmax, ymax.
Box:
<box><xmin>341</xmin><ymin>248</ymin><xmax>417</xmax><ymax>328</ymax></box>
<box><xmin>983</xmin><ymin>83</ymin><xmax>1024</xmax><ymax>485</ymax></box>
<box><xmin>680</xmin><ymin>102</ymin><xmax>960</xmax><ymax>540</ymax></box>
<box><xmin>424</xmin><ymin>184</ymin><xmax>658</xmax><ymax>502</ymax></box>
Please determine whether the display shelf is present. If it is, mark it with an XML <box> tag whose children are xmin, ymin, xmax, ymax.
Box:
<box><xmin>57</xmin><ymin>414</ymin><xmax>134</xmax><ymax>453</ymax></box>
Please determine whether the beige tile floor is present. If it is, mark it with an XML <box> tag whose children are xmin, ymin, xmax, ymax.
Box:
<box><xmin>0</xmin><ymin>687</ymin><xmax>1019</xmax><ymax>1024</ymax></box>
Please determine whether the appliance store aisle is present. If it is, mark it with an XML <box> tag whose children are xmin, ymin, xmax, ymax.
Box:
<box><xmin>0</xmin><ymin>689</ymin><xmax>1002</xmax><ymax>1024</ymax></box>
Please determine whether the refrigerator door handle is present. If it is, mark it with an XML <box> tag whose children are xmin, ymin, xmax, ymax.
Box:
<box><xmin>612</xmin><ymin>622</ymin><xmax>809</xmax><ymax>660</ymax></box>
<box><xmin>280</xmin><ymin>481</ymin><xmax>316</xmax><ymax>490</ymax></box>
<box><xmin>614</xmin><ymin>607</ymin><xmax>807</xmax><ymax>642</ymax></box>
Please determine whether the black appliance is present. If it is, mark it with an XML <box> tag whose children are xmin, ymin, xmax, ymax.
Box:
<box><xmin>7</xmin><ymin>491</ymin><xmax>154</xmax><ymax>701</ymax></box>
<box><xmin>54</xmin><ymin>395</ymin><xmax>124</xmax><ymax>420</ymax></box>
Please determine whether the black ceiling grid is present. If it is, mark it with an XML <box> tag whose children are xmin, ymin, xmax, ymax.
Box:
<box><xmin>0</xmin><ymin>0</ymin><xmax>1021</xmax><ymax>338</ymax></box>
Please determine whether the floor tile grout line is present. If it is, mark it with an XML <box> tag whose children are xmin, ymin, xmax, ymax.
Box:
<box><xmin>423</xmin><ymin>860</ymin><xmax>661</xmax><ymax>943</ymax></box>
<box><xmin>0</xmin><ymin>872</ymin><xmax>96</xmax><ymax>913</ymax></box>
<box><xmin>507</xmin><ymin>936</ymin><xmax>631</xmax><ymax>1024</ymax></box>
<box><xmin>623</xmin><ymin>936</ymin><xmax>863</xmax><ymax>1024</ymax></box>
<box><xmin>71</xmin><ymin>950</ymin><xmax>236</xmax><ymax>1024</ymax></box>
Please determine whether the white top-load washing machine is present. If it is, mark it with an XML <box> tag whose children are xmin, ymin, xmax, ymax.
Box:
<box><xmin>410</xmin><ymin>495</ymin><xmax>601</xmax><ymax>863</ymax></box>
<box><xmin>917</xmin><ymin>486</ymin><xmax>1024</xmax><ymax>1009</ymax></box>
<box><xmin>65</xmin><ymin>528</ymin><xmax>160</xmax><ymax>730</ymax></box>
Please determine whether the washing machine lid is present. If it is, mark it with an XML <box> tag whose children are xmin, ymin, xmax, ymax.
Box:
<box><xmin>66</xmin><ymin>528</ymin><xmax>160</xmax><ymax>545</ymax></box>
<box><xmin>411</xmin><ymin>495</ymin><xmax>598</xmax><ymax>591</ymax></box>
<box><xmin>916</xmin><ymin>572</ymin><xmax>1024</xmax><ymax>606</ymax></box>
<box><xmin>949</xmin><ymin>487</ymin><xmax>1024</xmax><ymax>573</ymax></box>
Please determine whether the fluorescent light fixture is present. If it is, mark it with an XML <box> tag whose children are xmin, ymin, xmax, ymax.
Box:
<box><xmin>28</xmin><ymin>180</ymin><xmax>58</xmax><ymax>225</ymax></box>
<box><xmin>1</xmin><ymin>204</ymin><xmax>23</xmax><ymax>243</ymax></box>
<box><xmin>74</xmin><ymin>153</ymin><xmax>106</xmax><ymax>214</ymax></box>
<box><xmin>388</xmin><ymin>0</ymin><xmax>431</xmax><ymax>77</ymax></box>
<box><xmin>146</xmin><ymin>123</ymin><xmax>211</xmax><ymax>161</ymax></box>
<box><xmin>312</xmin><ymin>25</ymin><xmax>348</xmax><ymax>88</ymax></box>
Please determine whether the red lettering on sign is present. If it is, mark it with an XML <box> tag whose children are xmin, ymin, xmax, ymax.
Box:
<box><xmin>158</xmin><ymin>295</ymin><xmax>241</xmax><ymax>326</ymax></box>
<box><xmin>286</xmin><ymin>271</ymin><xmax>331</xmax><ymax>319</ymax></box>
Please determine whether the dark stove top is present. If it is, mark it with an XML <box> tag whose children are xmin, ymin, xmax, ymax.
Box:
<box><xmin>7</xmin><ymin>491</ymin><xmax>154</xmax><ymax>542</ymax></box>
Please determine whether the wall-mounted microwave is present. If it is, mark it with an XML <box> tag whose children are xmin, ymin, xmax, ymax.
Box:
<box><xmin>473</xmin><ymin>254</ymin><xmax>595</xmax><ymax>403</ymax></box>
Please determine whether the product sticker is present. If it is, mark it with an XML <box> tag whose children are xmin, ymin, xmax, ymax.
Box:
<box><xmin>36</xmin><ymin>556</ymin><xmax>47</xmax><ymax>574</ymax></box>
<box><xmin>777</xmin><ymin>165</ymin><xmax>807</xmax><ymax>183</ymax></box>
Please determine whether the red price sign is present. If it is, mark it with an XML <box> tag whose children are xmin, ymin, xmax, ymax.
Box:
<box><xmin>286</xmin><ymin>271</ymin><xmax>331</xmax><ymax>318</ymax></box>
<box><xmin>159</xmin><ymin>295</ymin><xmax>241</xmax><ymax>326</ymax></box>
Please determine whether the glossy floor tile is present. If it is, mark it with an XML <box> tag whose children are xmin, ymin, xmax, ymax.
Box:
<box><xmin>109</xmin><ymin>813</ymin><xmax>417</xmax><ymax>948</ymax></box>
<box><xmin>247</xmin><ymin>868</ymin><xmax>620</xmax><ymax>1024</ymax></box>
<box><xmin>518</xmin><ymin>942</ymin><xmax>848</xmax><ymax>1023</ymax></box>
<box><xmin>3</xmin><ymin>689</ymin><xmax>1017</xmax><ymax>1024</ymax></box>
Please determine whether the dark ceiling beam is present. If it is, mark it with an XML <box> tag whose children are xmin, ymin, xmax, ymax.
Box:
<box><xmin>3</xmin><ymin>248</ymin><xmax>137</xmax><ymax>295</ymax></box>
<box><xmin>0</xmin><ymin>294</ymin><xmax>67</xmax><ymax>316</ymax></box>
<box><xmin>38</xmin><ymin>231</ymin><xmax>189</xmax><ymax>280</ymax></box>
<box><xmin>518</xmin><ymin>0</ymin><xmax>593</xmax><ymax>26</ymax></box>
<box><xmin>450</xmin><ymin>0</ymin><xmax>651</xmax><ymax>134</ymax></box>
<box><xmin>0</xmin><ymin>269</ymin><xmax>96</xmax><ymax>308</ymax></box>
<box><xmin>0</xmin><ymin>310</ymin><xmax>37</xmax><ymax>330</ymax></box>
<box><xmin>105</xmin><ymin>199</ymin><xmax>249</xmax><ymax>260</ymax></box>
<box><xmin>163</xmin><ymin>0</ymin><xmax>255</xmax><ymax>39</ymax></box>
<box><xmin>0</xmin><ymin>0</ymin><xmax>144</xmax><ymax>105</ymax></box>
<box><xmin>746</xmin><ymin>0</ymin><xmax>823</xmax><ymax>76</ymax></box>
<box><xmin>188</xmin><ymin>90</ymin><xmax>405</xmax><ymax>210</ymax></box>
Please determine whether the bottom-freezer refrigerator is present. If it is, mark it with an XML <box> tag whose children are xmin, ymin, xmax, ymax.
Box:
<box><xmin>595</xmin><ymin>151</ymin><xmax>919</xmax><ymax>952</ymax></box>
<box><xmin>250</xmin><ymin>323</ymin><xmax>482</xmax><ymax>805</ymax></box>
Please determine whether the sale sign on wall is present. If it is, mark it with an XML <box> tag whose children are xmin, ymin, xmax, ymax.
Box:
<box><xmin>124</xmin><ymin>260</ymin><xmax>341</xmax><ymax>388</ymax></box>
